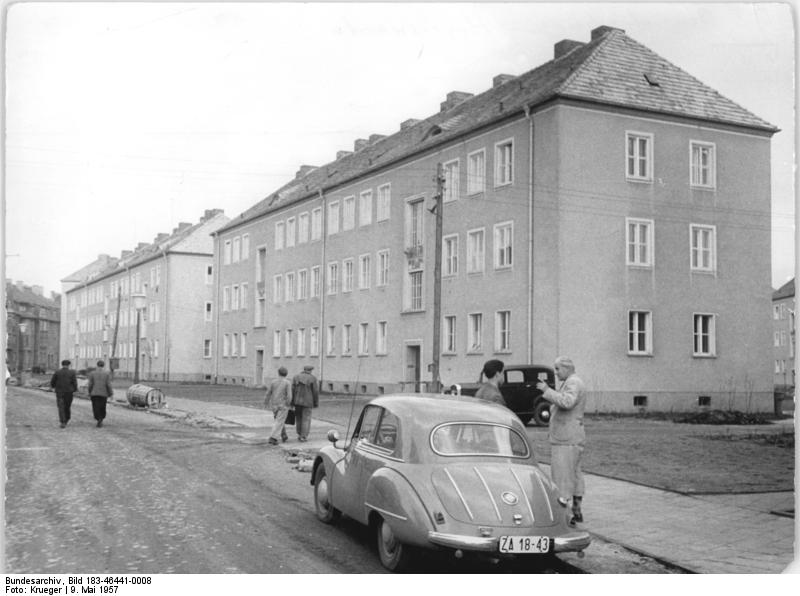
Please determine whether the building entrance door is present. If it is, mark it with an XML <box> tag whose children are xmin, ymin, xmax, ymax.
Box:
<box><xmin>255</xmin><ymin>349</ymin><xmax>264</xmax><ymax>386</ymax></box>
<box><xmin>405</xmin><ymin>344</ymin><xmax>421</xmax><ymax>392</ymax></box>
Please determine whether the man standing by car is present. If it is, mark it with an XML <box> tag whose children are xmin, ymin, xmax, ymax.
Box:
<box><xmin>536</xmin><ymin>356</ymin><xmax>586</xmax><ymax>524</ymax></box>
<box><xmin>87</xmin><ymin>360</ymin><xmax>114</xmax><ymax>428</ymax></box>
<box><xmin>292</xmin><ymin>364</ymin><xmax>319</xmax><ymax>442</ymax></box>
<box><xmin>475</xmin><ymin>359</ymin><xmax>506</xmax><ymax>406</ymax></box>
<box><xmin>264</xmin><ymin>366</ymin><xmax>293</xmax><ymax>445</ymax></box>
<box><xmin>50</xmin><ymin>359</ymin><xmax>77</xmax><ymax>428</ymax></box>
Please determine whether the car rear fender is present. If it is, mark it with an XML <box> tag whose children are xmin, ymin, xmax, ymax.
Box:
<box><xmin>364</xmin><ymin>467</ymin><xmax>435</xmax><ymax>549</ymax></box>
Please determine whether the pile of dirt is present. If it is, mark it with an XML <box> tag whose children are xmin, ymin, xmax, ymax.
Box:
<box><xmin>672</xmin><ymin>409</ymin><xmax>771</xmax><ymax>425</ymax></box>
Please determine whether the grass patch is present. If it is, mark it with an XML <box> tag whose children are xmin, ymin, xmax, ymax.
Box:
<box><xmin>703</xmin><ymin>431</ymin><xmax>795</xmax><ymax>449</ymax></box>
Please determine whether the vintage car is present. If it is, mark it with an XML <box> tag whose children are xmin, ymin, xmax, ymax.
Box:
<box><xmin>311</xmin><ymin>393</ymin><xmax>591</xmax><ymax>571</ymax></box>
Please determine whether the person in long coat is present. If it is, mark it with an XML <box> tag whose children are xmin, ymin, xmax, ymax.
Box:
<box><xmin>291</xmin><ymin>364</ymin><xmax>319</xmax><ymax>442</ymax></box>
<box><xmin>264</xmin><ymin>366</ymin><xmax>293</xmax><ymax>445</ymax></box>
<box><xmin>87</xmin><ymin>360</ymin><xmax>114</xmax><ymax>428</ymax></box>
<box><xmin>536</xmin><ymin>356</ymin><xmax>587</xmax><ymax>524</ymax></box>
<box><xmin>50</xmin><ymin>359</ymin><xmax>78</xmax><ymax>428</ymax></box>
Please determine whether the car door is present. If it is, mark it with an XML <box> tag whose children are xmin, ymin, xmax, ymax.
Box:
<box><xmin>330</xmin><ymin>405</ymin><xmax>382</xmax><ymax>521</ymax></box>
<box><xmin>502</xmin><ymin>368</ymin><xmax>531</xmax><ymax>415</ymax></box>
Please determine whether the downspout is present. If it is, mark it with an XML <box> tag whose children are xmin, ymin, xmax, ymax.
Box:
<box><xmin>213</xmin><ymin>232</ymin><xmax>222</xmax><ymax>383</ymax></box>
<box><xmin>318</xmin><ymin>189</ymin><xmax>327</xmax><ymax>391</ymax></box>
<box><xmin>525</xmin><ymin>105</ymin><xmax>535</xmax><ymax>363</ymax></box>
<box><xmin>160</xmin><ymin>248</ymin><xmax>169</xmax><ymax>382</ymax></box>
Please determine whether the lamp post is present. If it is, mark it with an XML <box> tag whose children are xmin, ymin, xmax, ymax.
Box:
<box><xmin>131</xmin><ymin>293</ymin><xmax>147</xmax><ymax>384</ymax></box>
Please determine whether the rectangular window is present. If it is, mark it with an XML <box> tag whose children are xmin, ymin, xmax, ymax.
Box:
<box><xmin>693</xmin><ymin>313</ymin><xmax>716</xmax><ymax>357</ymax></box>
<box><xmin>690</xmin><ymin>141</ymin><xmax>716</xmax><ymax>189</ymax></box>
<box><xmin>273</xmin><ymin>275</ymin><xmax>283</xmax><ymax>303</ymax></box>
<box><xmin>359</xmin><ymin>254</ymin><xmax>371</xmax><ymax>289</ymax></box>
<box><xmin>342</xmin><ymin>259</ymin><xmax>354</xmax><ymax>293</ymax></box>
<box><xmin>691</xmin><ymin>224</ymin><xmax>716</xmax><ymax>272</ymax></box>
<box><xmin>310</xmin><ymin>327</ymin><xmax>319</xmax><ymax>356</ymax></box>
<box><xmin>240</xmin><ymin>333</ymin><xmax>247</xmax><ymax>358</ymax></box>
<box><xmin>626</xmin><ymin>218</ymin><xmax>654</xmax><ymax>267</ymax></box>
<box><xmin>444</xmin><ymin>315</ymin><xmax>457</xmax><ymax>353</ymax></box>
<box><xmin>328</xmin><ymin>201</ymin><xmax>340</xmax><ymax>235</ymax></box>
<box><xmin>297</xmin><ymin>328</ymin><xmax>306</xmax><ymax>356</ymax></box>
<box><xmin>256</xmin><ymin>246</ymin><xmax>267</xmax><ymax>283</ymax></box>
<box><xmin>232</xmin><ymin>236</ymin><xmax>241</xmax><ymax>263</ymax></box>
<box><xmin>205</xmin><ymin>264</ymin><xmax>213</xmax><ymax>285</ymax></box>
<box><xmin>407</xmin><ymin>199</ymin><xmax>424</xmax><ymax>249</ymax></box>
<box><xmin>343</xmin><ymin>196</ymin><xmax>355</xmax><ymax>231</ymax></box>
<box><xmin>377</xmin><ymin>184</ymin><xmax>391</xmax><ymax>221</ymax></box>
<box><xmin>494</xmin><ymin>222</ymin><xmax>513</xmax><ymax>269</ymax></box>
<box><xmin>377</xmin><ymin>250</ymin><xmax>390</xmax><ymax>287</ymax></box>
<box><xmin>256</xmin><ymin>296</ymin><xmax>265</xmax><ymax>327</ymax></box>
<box><xmin>223</xmin><ymin>286</ymin><xmax>231</xmax><ymax>311</ymax></box>
<box><xmin>232</xmin><ymin>284</ymin><xmax>240</xmax><ymax>310</ymax></box>
<box><xmin>495</xmin><ymin>139</ymin><xmax>514</xmax><ymax>186</ymax></box>
<box><xmin>241</xmin><ymin>283</ymin><xmax>248</xmax><ymax>310</ymax></box>
<box><xmin>358</xmin><ymin>322</ymin><xmax>369</xmax><ymax>355</ymax></box>
<box><xmin>285</xmin><ymin>329</ymin><xmax>294</xmax><ymax>357</ymax></box>
<box><xmin>774</xmin><ymin>331</ymin><xmax>781</xmax><ymax>348</ymax></box>
<box><xmin>359</xmin><ymin>190</ymin><xmax>373</xmax><ymax>226</ymax></box>
<box><xmin>326</xmin><ymin>326</ymin><xmax>336</xmax><ymax>355</ymax></box>
<box><xmin>444</xmin><ymin>159</ymin><xmax>459</xmax><ymax>202</ymax></box>
<box><xmin>298</xmin><ymin>269</ymin><xmax>308</xmax><ymax>300</ymax></box>
<box><xmin>285</xmin><ymin>272</ymin><xmax>296</xmax><ymax>302</ymax></box>
<box><xmin>275</xmin><ymin>221</ymin><xmax>285</xmax><ymax>250</ymax></box>
<box><xmin>273</xmin><ymin>330</ymin><xmax>281</xmax><ymax>357</ymax></box>
<box><xmin>224</xmin><ymin>240</ymin><xmax>232</xmax><ymax>265</ymax></box>
<box><xmin>376</xmin><ymin>321</ymin><xmax>388</xmax><ymax>355</ymax></box>
<box><xmin>626</xmin><ymin>131</ymin><xmax>653</xmax><ymax>181</ymax></box>
<box><xmin>286</xmin><ymin>217</ymin><xmax>296</xmax><ymax>247</ymax></box>
<box><xmin>298</xmin><ymin>213</ymin><xmax>309</xmax><ymax>244</ymax></box>
<box><xmin>311</xmin><ymin>266</ymin><xmax>321</xmax><ymax>298</ymax></box>
<box><xmin>231</xmin><ymin>333</ymin><xmax>238</xmax><ymax>357</ymax></box>
<box><xmin>327</xmin><ymin>262</ymin><xmax>339</xmax><ymax>295</ymax></box>
<box><xmin>467</xmin><ymin>228</ymin><xmax>485</xmax><ymax>273</ymax></box>
<box><xmin>467</xmin><ymin>149</ymin><xmax>485</xmax><ymax>195</ymax></box>
<box><xmin>342</xmin><ymin>324</ymin><xmax>352</xmax><ymax>355</ymax></box>
<box><xmin>495</xmin><ymin>311</ymin><xmax>511</xmax><ymax>352</ymax></box>
<box><xmin>468</xmin><ymin>313</ymin><xmax>483</xmax><ymax>352</ymax></box>
<box><xmin>628</xmin><ymin>311</ymin><xmax>653</xmax><ymax>355</ymax></box>
<box><xmin>409</xmin><ymin>271</ymin><xmax>423</xmax><ymax>311</ymax></box>
<box><xmin>311</xmin><ymin>207</ymin><xmax>322</xmax><ymax>240</ymax></box>
<box><xmin>223</xmin><ymin>333</ymin><xmax>230</xmax><ymax>357</ymax></box>
<box><xmin>203</xmin><ymin>339</ymin><xmax>212</xmax><ymax>358</ymax></box>
<box><xmin>444</xmin><ymin>234</ymin><xmax>458</xmax><ymax>276</ymax></box>
<box><xmin>204</xmin><ymin>301</ymin><xmax>212</xmax><ymax>322</ymax></box>
<box><xmin>241</xmin><ymin>234</ymin><xmax>250</xmax><ymax>260</ymax></box>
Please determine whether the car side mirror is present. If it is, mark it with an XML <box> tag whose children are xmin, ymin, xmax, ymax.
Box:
<box><xmin>327</xmin><ymin>430</ymin><xmax>341</xmax><ymax>446</ymax></box>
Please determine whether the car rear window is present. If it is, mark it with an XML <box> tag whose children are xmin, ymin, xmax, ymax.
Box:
<box><xmin>430</xmin><ymin>423</ymin><xmax>530</xmax><ymax>458</ymax></box>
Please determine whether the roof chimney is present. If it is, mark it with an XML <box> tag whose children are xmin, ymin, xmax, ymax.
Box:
<box><xmin>492</xmin><ymin>74</ymin><xmax>515</xmax><ymax>88</ymax></box>
<box><xmin>31</xmin><ymin>285</ymin><xmax>43</xmax><ymax>296</ymax></box>
<box><xmin>202</xmin><ymin>208</ymin><xmax>223</xmax><ymax>221</ymax></box>
<box><xmin>368</xmin><ymin>134</ymin><xmax>386</xmax><ymax>145</ymax></box>
<box><xmin>178</xmin><ymin>222</ymin><xmax>192</xmax><ymax>232</ymax></box>
<box><xmin>154</xmin><ymin>233</ymin><xmax>169</xmax><ymax>244</ymax></box>
<box><xmin>591</xmin><ymin>25</ymin><xmax>624</xmax><ymax>41</ymax></box>
<box><xmin>15</xmin><ymin>280</ymin><xmax>25</xmax><ymax>289</ymax></box>
<box><xmin>440</xmin><ymin>91</ymin><xmax>474</xmax><ymax>113</ymax></box>
<box><xmin>336</xmin><ymin>150</ymin><xmax>353</xmax><ymax>160</ymax></box>
<box><xmin>554</xmin><ymin>39</ymin><xmax>584</xmax><ymax>59</ymax></box>
<box><xmin>121</xmin><ymin>250</ymin><xmax>132</xmax><ymax>259</ymax></box>
<box><xmin>354</xmin><ymin>139</ymin><xmax>368</xmax><ymax>152</ymax></box>
<box><xmin>400</xmin><ymin>118</ymin><xmax>421</xmax><ymax>130</ymax></box>
<box><xmin>294</xmin><ymin>165</ymin><xmax>317</xmax><ymax>180</ymax></box>
<box><xmin>136</xmin><ymin>242</ymin><xmax>149</xmax><ymax>251</ymax></box>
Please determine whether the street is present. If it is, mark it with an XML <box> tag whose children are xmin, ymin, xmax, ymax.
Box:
<box><xmin>4</xmin><ymin>387</ymin><xmax>602</xmax><ymax>574</ymax></box>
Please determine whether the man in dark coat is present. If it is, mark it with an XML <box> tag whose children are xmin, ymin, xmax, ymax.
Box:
<box><xmin>50</xmin><ymin>359</ymin><xmax>78</xmax><ymax>428</ymax></box>
<box><xmin>87</xmin><ymin>360</ymin><xmax>113</xmax><ymax>428</ymax></box>
<box><xmin>291</xmin><ymin>364</ymin><xmax>319</xmax><ymax>442</ymax></box>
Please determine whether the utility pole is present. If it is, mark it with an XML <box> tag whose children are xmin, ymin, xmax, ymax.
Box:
<box><xmin>109</xmin><ymin>285</ymin><xmax>122</xmax><ymax>378</ymax></box>
<box><xmin>430</xmin><ymin>163</ymin><xmax>445</xmax><ymax>393</ymax></box>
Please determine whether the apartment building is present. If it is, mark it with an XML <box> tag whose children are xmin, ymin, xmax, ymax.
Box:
<box><xmin>60</xmin><ymin>209</ymin><xmax>229</xmax><ymax>381</ymax></box>
<box><xmin>772</xmin><ymin>278</ymin><xmax>795</xmax><ymax>390</ymax></box>
<box><xmin>212</xmin><ymin>25</ymin><xmax>777</xmax><ymax>412</ymax></box>
<box><xmin>5</xmin><ymin>281</ymin><xmax>61</xmax><ymax>374</ymax></box>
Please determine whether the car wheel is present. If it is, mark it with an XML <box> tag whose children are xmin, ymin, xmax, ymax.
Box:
<box><xmin>533</xmin><ymin>400</ymin><xmax>551</xmax><ymax>426</ymax></box>
<box><xmin>376</xmin><ymin>517</ymin><xmax>413</xmax><ymax>572</ymax></box>
<box><xmin>313</xmin><ymin>465</ymin><xmax>340</xmax><ymax>523</ymax></box>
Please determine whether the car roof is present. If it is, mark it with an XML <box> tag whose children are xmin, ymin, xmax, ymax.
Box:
<box><xmin>367</xmin><ymin>393</ymin><xmax>522</xmax><ymax>427</ymax></box>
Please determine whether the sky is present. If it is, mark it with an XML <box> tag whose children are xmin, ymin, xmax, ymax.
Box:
<box><xmin>3</xmin><ymin>1</ymin><xmax>796</xmax><ymax>297</ymax></box>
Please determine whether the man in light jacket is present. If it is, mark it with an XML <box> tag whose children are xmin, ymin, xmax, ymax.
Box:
<box><xmin>292</xmin><ymin>365</ymin><xmax>319</xmax><ymax>442</ymax></box>
<box><xmin>265</xmin><ymin>366</ymin><xmax>293</xmax><ymax>445</ymax></box>
<box><xmin>536</xmin><ymin>356</ymin><xmax>586</xmax><ymax>524</ymax></box>
<box><xmin>87</xmin><ymin>360</ymin><xmax>114</xmax><ymax>428</ymax></box>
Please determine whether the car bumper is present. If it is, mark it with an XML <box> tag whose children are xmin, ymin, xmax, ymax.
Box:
<box><xmin>427</xmin><ymin>530</ymin><xmax>591</xmax><ymax>553</ymax></box>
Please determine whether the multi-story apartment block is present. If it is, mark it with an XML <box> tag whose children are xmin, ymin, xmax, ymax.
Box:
<box><xmin>212</xmin><ymin>25</ymin><xmax>777</xmax><ymax>412</ymax></box>
<box><xmin>5</xmin><ymin>281</ymin><xmax>61</xmax><ymax>374</ymax></box>
<box><xmin>60</xmin><ymin>209</ymin><xmax>229</xmax><ymax>381</ymax></box>
<box><xmin>772</xmin><ymin>278</ymin><xmax>795</xmax><ymax>390</ymax></box>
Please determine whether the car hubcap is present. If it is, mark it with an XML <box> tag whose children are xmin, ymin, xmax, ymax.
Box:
<box><xmin>317</xmin><ymin>477</ymin><xmax>330</xmax><ymax>509</ymax></box>
<box><xmin>380</xmin><ymin>522</ymin><xmax>398</xmax><ymax>554</ymax></box>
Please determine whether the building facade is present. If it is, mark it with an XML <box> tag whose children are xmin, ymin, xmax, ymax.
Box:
<box><xmin>212</xmin><ymin>25</ymin><xmax>777</xmax><ymax>413</ymax></box>
<box><xmin>5</xmin><ymin>281</ymin><xmax>61</xmax><ymax>374</ymax></box>
<box><xmin>60</xmin><ymin>209</ymin><xmax>229</xmax><ymax>381</ymax></box>
<box><xmin>772</xmin><ymin>278</ymin><xmax>795</xmax><ymax>390</ymax></box>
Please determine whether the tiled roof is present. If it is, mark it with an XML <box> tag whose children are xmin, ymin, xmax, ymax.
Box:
<box><xmin>5</xmin><ymin>283</ymin><xmax>60</xmax><ymax>310</ymax></box>
<box><xmin>773</xmin><ymin>278</ymin><xmax>795</xmax><ymax>301</ymax></box>
<box><xmin>219</xmin><ymin>26</ymin><xmax>777</xmax><ymax>233</ymax></box>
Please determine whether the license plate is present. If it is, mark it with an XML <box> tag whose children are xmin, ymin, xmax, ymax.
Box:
<box><xmin>498</xmin><ymin>535</ymin><xmax>551</xmax><ymax>554</ymax></box>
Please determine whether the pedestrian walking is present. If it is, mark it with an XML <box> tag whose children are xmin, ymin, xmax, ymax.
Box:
<box><xmin>536</xmin><ymin>356</ymin><xmax>587</xmax><ymax>524</ymax></box>
<box><xmin>87</xmin><ymin>360</ymin><xmax>114</xmax><ymax>428</ymax></box>
<box><xmin>292</xmin><ymin>364</ymin><xmax>319</xmax><ymax>442</ymax></box>
<box><xmin>50</xmin><ymin>359</ymin><xmax>78</xmax><ymax>428</ymax></box>
<box><xmin>264</xmin><ymin>366</ymin><xmax>293</xmax><ymax>445</ymax></box>
<box><xmin>474</xmin><ymin>359</ymin><xmax>506</xmax><ymax>406</ymax></box>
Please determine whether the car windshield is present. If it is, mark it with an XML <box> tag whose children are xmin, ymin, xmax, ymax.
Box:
<box><xmin>430</xmin><ymin>423</ymin><xmax>530</xmax><ymax>458</ymax></box>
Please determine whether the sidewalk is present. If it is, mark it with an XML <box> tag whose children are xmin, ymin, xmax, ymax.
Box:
<box><xmin>141</xmin><ymin>395</ymin><xmax>796</xmax><ymax>574</ymax></box>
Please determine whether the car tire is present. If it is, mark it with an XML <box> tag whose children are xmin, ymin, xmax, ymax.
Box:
<box><xmin>376</xmin><ymin>517</ymin><xmax>413</xmax><ymax>572</ymax></box>
<box><xmin>313</xmin><ymin>465</ymin><xmax>340</xmax><ymax>524</ymax></box>
<box><xmin>533</xmin><ymin>400</ymin><xmax>551</xmax><ymax>426</ymax></box>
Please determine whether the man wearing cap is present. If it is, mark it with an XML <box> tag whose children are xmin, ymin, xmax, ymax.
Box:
<box><xmin>264</xmin><ymin>366</ymin><xmax>293</xmax><ymax>445</ymax></box>
<box><xmin>87</xmin><ymin>360</ymin><xmax>114</xmax><ymax>428</ymax></box>
<box><xmin>292</xmin><ymin>364</ymin><xmax>319</xmax><ymax>442</ymax></box>
<box><xmin>50</xmin><ymin>359</ymin><xmax>78</xmax><ymax>428</ymax></box>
